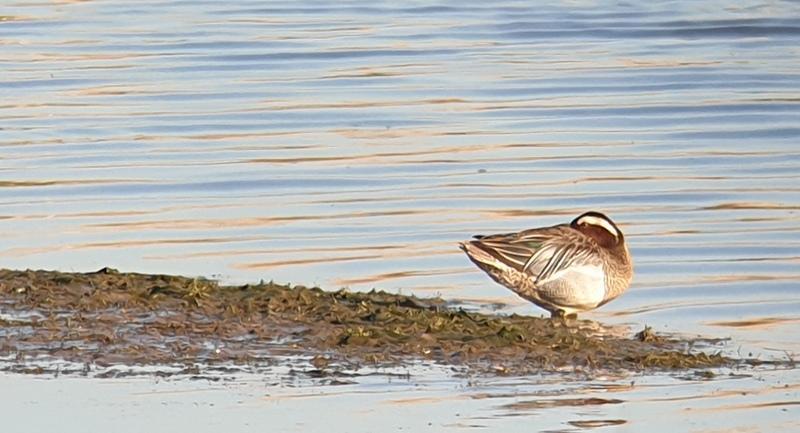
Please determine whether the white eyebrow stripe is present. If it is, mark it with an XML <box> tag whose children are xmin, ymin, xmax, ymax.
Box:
<box><xmin>578</xmin><ymin>216</ymin><xmax>618</xmax><ymax>238</ymax></box>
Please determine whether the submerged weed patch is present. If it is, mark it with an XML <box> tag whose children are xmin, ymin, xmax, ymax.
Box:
<box><xmin>0</xmin><ymin>268</ymin><xmax>730</xmax><ymax>376</ymax></box>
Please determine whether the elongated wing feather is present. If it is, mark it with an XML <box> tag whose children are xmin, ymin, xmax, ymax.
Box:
<box><xmin>470</xmin><ymin>231</ymin><xmax>543</xmax><ymax>271</ymax></box>
<box><xmin>471</xmin><ymin>224</ymin><xmax>601</xmax><ymax>283</ymax></box>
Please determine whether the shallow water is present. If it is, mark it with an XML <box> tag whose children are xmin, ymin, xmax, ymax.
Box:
<box><xmin>1</xmin><ymin>0</ymin><xmax>799</xmax><ymax>431</ymax></box>
<box><xmin>1</xmin><ymin>366</ymin><xmax>798</xmax><ymax>433</ymax></box>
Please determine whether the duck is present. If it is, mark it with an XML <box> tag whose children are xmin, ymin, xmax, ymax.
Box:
<box><xmin>459</xmin><ymin>211</ymin><xmax>632</xmax><ymax>319</ymax></box>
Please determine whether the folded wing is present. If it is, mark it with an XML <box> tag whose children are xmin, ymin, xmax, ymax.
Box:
<box><xmin>470</xmin><ymin>224</ymin><xmax>601</xmax><ymax>284</ymax></box>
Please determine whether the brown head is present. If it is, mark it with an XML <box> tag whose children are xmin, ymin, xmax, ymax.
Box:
<box><xmin>570</xmin><ymin>211</ymin><xmax>625</xmax><ymax>249</ymax></box>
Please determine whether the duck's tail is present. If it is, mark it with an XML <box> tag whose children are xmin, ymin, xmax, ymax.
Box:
<box><xmin>459</xmin><ymin>240</ymin><xmax>516</xmax><ymax>277</ymax></box>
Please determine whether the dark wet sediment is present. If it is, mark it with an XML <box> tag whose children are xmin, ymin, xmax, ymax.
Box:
<box><xmin>0</xmin><ymin>268</ymin><xmax>732</xmax><ymax>377</ymax></box>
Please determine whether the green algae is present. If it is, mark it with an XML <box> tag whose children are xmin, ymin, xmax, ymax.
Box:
<box><xmin>0</xmin><ymin>268</ymin><xmax>732</xmax><ymax>376</ymax></box>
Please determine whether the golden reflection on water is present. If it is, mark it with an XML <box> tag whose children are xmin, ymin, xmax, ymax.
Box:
<box><xmin>81</xmin><ymin>209</ymin><xmax>439</xmax><ymax>231</ymax></box>
<box><xmin>687</xmin><ymin>400</ymin><xmax>800</xmax><ymax>414</ymax></box>
<box><xmin>333</xmin><ymin>268</ymin><xmax>466</xmax><ymax>286</ymax></box>
<box><xmin>237</xmin><ymin>254</ymin><xmax>380</xmax><ymax>270</ymax></box>
<box><xmin>502</xmin><ymin>397</ymin><xmax>624</xmax><ymax>412</ymax></box>
<box><xmin>1</xmin><ymin>0</ymin><xmax>800</xmax><ymax>429</ymax></box>
<box><xmin>235</xmin><ymin>244</ymin><xmax>454</xmax><ymax>272</ymax></box>
<box><xmin>607</xmin><ymin>298</ymin><xmax>799</xmax><ymax>318</ymax></box>
<box><xmin>568</xmin><ymin>419</ymin><xmax>627</xmax><ymax>428</ymax></box>
<box><xmin>707</xmin><ymin>317</ymin><xmax>800</xmax><ymax>329</ymax></box>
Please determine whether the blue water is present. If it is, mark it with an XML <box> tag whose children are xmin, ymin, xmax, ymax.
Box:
<box><xmin>1</xmin><ymin>0</ymin><xmax>799</xmax><ymax>431</ymax></box>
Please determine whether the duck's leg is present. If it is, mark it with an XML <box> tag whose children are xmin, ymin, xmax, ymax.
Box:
<box><xmin>550</xmin><ymin>309</ymin><xmax>578</xmax><ymax>324</ymax></box>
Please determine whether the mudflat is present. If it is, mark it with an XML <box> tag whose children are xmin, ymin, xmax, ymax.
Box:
<box><xmin>0</xmin><ymin>267</ymin><xmax>739</xmax><ymax>378</ymax></box>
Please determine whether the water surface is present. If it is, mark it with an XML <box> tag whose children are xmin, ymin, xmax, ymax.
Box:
<box><xmin>1</xmin><ymin>0</ymin><xmax>799</xmax><ymax>431</ymax></box>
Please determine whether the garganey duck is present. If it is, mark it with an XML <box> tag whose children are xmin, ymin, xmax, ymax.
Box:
<box><xmin>459</xmin><ymin>211</ymin><xmax>633</xmax><ymax>319</ymax></box>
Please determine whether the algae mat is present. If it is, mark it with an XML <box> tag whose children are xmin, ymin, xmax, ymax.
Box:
<box><xmin>0</xmin><ymin>268</ymin><xmax>731</xmax><ymax>377</ymax></box>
